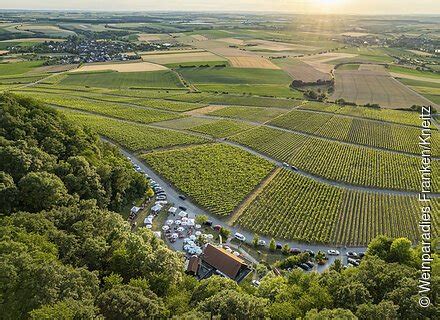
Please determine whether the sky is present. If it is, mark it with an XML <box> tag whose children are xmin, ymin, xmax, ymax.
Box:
<box><xmin>0</xmin><ymin>0</ymin><xmax>439</xmax><ymax>15</ymax></box>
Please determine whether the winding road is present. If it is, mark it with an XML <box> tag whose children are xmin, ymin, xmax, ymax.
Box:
<box><xmin>106</xmin><ymin>138</ymin><xmax>367</xmax><ymax>272</ymax></box>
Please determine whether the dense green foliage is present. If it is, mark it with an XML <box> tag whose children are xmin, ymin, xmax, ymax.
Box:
<box><xmin>59</xmin><ymin>70</ymin><xmax>185</xmax><ymax>89</ymax></box>
<box><xmin>0</xmin><ymin>93</ymin><xmax>147</xmax><ymax>213</ymax></box>
<box><xmin>63</xmin><ymin>110</ymin><xmax>207</xmax><ymax>152</ymax></box>
<box><xmin>142</xmin><ymin>143</ymin><xmax>274</xmax><ymax>215</ymax></box>
<box><xmin>237</xmin><ymin>169</ymin><xmax>430</xmax><ymax>245</ymax></box>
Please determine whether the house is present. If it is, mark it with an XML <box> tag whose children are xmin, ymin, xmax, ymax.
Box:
<box><xmin>186</xmin><ymin>244</ymin><xmax>251</xmax><ymax>283</ymax></box>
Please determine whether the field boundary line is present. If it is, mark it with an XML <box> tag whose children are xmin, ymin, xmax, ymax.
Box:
<box><xmin>227</xmin><ymin>167</ymin><xmax>281</xmax><ymax>225</ymax></box>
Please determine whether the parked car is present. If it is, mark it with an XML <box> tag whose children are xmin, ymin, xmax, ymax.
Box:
<box><xmin>257</xmin><ymin>239</ymin><xmax>266</xmax><ymax>246</ymax></box>
<box><xmin>204</xmin><ymin>220</ymin><xmax>213</xmax><ymax>227</ymax></box>
<box><xmin>290</xmin><ymin>248</ymin><xmax>302</xmax><ymax>255</ymax></box>
<box><xmin>282</xmin><ymin>162</ymin><xmax>289</xmax><ymax>167</ymax></box>
<box><xmin>347</xmin><ymin>258</ymin><xmax>360</xmax><ymax>266</ymax></box>
<box><xmin>298</xmin><ymin>263</ymin><xmax>312</xmax><ymax>271</ymax></box>
<box><xmin>304</xmin><ymin>249</ymin><xmax>315</xmax><ymax>257</ymax></box>
<box><xmin>291</xmin><ymin>165</ymin><xmax>299</xmax><ymax>171</ymax></box>
<box><xmin>358</xmin><ymin>252</ymin><xmax>365</xmax><ymax>258</ymax></box>
<box><xmin>276</xmin><ymin>243</ymin><xmax>282</xmax><ymax>250</ymax></box>
<box><xmin>178</xmin><ymin>195</ymin><xmax>187</xmax><ymax>200</ymax></box>
<box><xmin>156</xmin><ymin>195</ymin><xmax>167</xmax><ymax>200</ymax></box>
<box><xmin>178</xmin><ymin>206</ymin><xmax>187</xmax><ymax>211</ymax></box>
<box><xmin>234</xmin><ymin>232</ymin><xmax>246</xmax><ymax>241</ymax></box>
<box><xmin>213</xmin><ymin>225</ymin><xmax>222</xmax><ymax>231</ymax></box>
<box><xmin>304</xmin><ymin>261</ymin><xmax>315</xmax><ymax>269</ymax></box>
<box><xmin>346</xmin><ymin>251</ymin><xmax>359</xmax><ymax>258</ymax></box>
<box><xmin>327</xmin><ymin>249</ymin><xmax>340</xmax><ymax>256</ymax></box>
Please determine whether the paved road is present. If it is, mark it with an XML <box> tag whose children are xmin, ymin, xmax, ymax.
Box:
<box><xmin>108</xmin><ymin>139</ymin><xmax>367</xmax><ymax>272</ymax></box>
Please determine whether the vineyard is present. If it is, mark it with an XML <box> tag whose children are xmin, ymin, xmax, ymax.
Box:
<box><xmin>268</xmin><ymin>109</ymin><xmax>438</xmax><ymax>155</ymax></box>
<box><xmin>229</xmin><ymin>126</ymin><xmax>439</xmax><ymax>191</ymax></box>
<box><xmin>230</xmin><ymin>126</ymin><xmax>307</xmax><ymax>161</ymax></box>
<box><xmin>268</xmin><ymin>109</ymin><xmax>333</xmax><ymax>134</ymax></box>
<box><xmin>20</xmin><ymin>93</ymin><xmax>182</xmax><ymax>124</ymax></box>
<box><xmin>142</xmin><ymin>143</ymin><xmax>274</xmax><ymax>216</ymax></box>
<box><xmin>237</xmin><ymin>169</ymin><xmax>344</xmax><ymax>243</ymax></box>
<box><xmin>62</xmin><ymin>110</ymin><xmax>206</xmax><ymax>151</ymax></box>
<box><xmin>189</xmin><ymin>119</ymin><xmax>256</xmax><ymax>138</ymax></box>
<box><xmin>315</xmin><ymin>117</ymin><xmax>440</xmax><ymax>155</ymax></box>
<box><xmin>207</xmin><ymin>106</ymin><xmax>288</xmax><ymax>123</ymax></box>
<box><xmin>199</xmin><ymin>94</ymin><xmax>298</xmax><ymax>108</ymax></box>
<box><xmin>237</xmin><ymin>169</ymin><xmax>425</xmax><ymax>245</ymax></box>
<box><xmin>299</xmin><ymin>101</ymin><xmax>428</xmax><ymax>127</ymax></box>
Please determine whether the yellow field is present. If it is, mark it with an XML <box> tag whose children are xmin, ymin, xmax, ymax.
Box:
<box><xmin>390</xmin><ymin>73</ymin><xmax>440</xmax><ymax>84</ymax></box>
<box><xmin>340</xmin><ymin>32</ymin><xmax>371</xmax><ymax>37</ymax></box>
<box><xmin>138</xmin><ymin>33</ymin><xmax>161</xmax><ymax>42</ymax></box>
<box><xmin>227</xmin><ymin>56</ymin><xmax>281</xmax><ymax>69</ymax></box>
<box><xmin>69</xmin><ymin>62</ymin><xmax>168</xmax><ymax>73</ymax></box>
<box><xmin>249</xmin><ymin>39</ymin><xmax>318</xmax><ymax>52</ymax></box>
<box><xmin>141</xmin><ymin>51</ymin><xmax>226</xmax><ymax>64</ymax></box>
<box><xmin>191</xmin><ymin>34</ymin><xmax>208</xmax><ymax>41</ymax></box>
<box><xmin>300</xmin><ymin>52</ymin><xmax>358</xmax><ymax>73</ymax></box>
<box><xmin>0</xmin><ymin>38</ymin><xmax>65</xmax><ymax>42</ymax></box>
<box><xmin>217</xmin><ymin>37</ymin><xmax>246</xmax><ymax>46</ymax></box>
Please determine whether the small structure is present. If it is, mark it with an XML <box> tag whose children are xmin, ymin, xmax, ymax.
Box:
<box><xmin>186</xmin><ymin>244</ymin><xmax>251</xmax><ymax>283</ymax></box>
<box><xmin>168</xmin><ymin>207</ymin><xmax>177</xmax><ymax>214</ymax></box>
<box><xmin>151</xmin><ymin>204</ymin><xmax>162</xmax><ymax>214</ymax></box>
<box><xmin>131</xmin><ymin>206</ymin><xmax>141</xmax><ymax>215</ymax></box>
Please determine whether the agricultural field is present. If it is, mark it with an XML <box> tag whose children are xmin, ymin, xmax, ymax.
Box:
<box><xmin>273</xmin><ymin>58</ymin><xmax>331</xmax><ymax>82</ymax></box>
<box><xmin>0</xmin><ymin>60</ymin><xmax>44</xmax><ymax>75</ymax></box>
<box><xmin>70</xmin><ymin>62</ymin><xmax>168</xmax><ymax>73</ymax></box>
<box><xmin>20</xmin><ymin>93</ymin><xmax>182</xmax><ymax>124</ymax></box>
<box><xmin>237</xmin><ymin>169</ymin><xmax>424</xmax><ymax>245</ymax></box>
<box><xmin>199</xmin><ymin>93</ymin><xmax>300</xmax><ymax>107</ymax></box>
<box><xmin>142</xmin><ymin>143</ymin><xmax>274</xmax><ymax>215</ymax></box>
<box><xmin>298</xmin><ymin>101</ymin><xmax>426</xmax><ymax>127</ymax></box>
<box><xmin>331</xmin><ymin>65</ymin><xmax>434</xmax><ymax>108</ymax></box>
<box><xmin>227</xmin><ymin>56</ymin><xmax>280</xmax><ymax>69</ymax></box>
<box><xmin>58</xmin><ymin>70</ymin><xmax>184</xmax><ymax>89</ymax></box>
<box><xmin>230</xmin><ymin>125</ymin><xmax>437</xmax><ymax>192</ymax></box>
<box><xmin>141</xmin><ymin>51</ymin><xmax>226</xmax><ymax>65</ymax></box>
<box><xmin>268</xmin><ymin>109</ymin><xmax>333</xmax><ymax>134</ymax></box>
<box><xmin>207</xmin><ymin>106</ymin><xmax>288</xmax><ymax>123</ymax></box>
<box><xmin>315</xmin><ymin>117</ymin><xmax>440</xmax><ymax>156</ymax></box>
<box><xmin>63</xmin><ymin>110</ymin><xmax>207</xmax><ymax>151</ymax></box>
<box><xmin>188</xmin><ymin>119</ymin><xmax>256</xmax><ymax>138</ymax></box>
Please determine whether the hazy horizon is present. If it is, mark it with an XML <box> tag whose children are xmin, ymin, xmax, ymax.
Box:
<box><xmin>1</xmin><ymin>0</ymin><xmax>440</xmax><ymax>15</ymax></box>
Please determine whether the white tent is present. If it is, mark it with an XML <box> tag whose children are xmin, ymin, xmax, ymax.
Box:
<box><xmin>151</xmin><ymin>204</ymin><xmax>163</xmax><ymax>213</ymax></box>
<box><xmin>131</xmin><ymin>206</ymin><xmax>141</xmax><ymax>214</ymax></box>
<box><xmin>168</xmin><ymin>207</ymin><xmax>177</xmax><ymax>214</ymax></box>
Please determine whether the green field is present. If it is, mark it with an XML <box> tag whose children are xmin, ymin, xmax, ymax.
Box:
<box><xmin>230</xmin><ymin>125</ymin><xmax>437</xmax><ymax>192</ymax></box>
<box><xmin>20</xmin><ymin>93</ymin><xmax>182</xmax><ymax>124</ymax></box>
<box><xmin>268</xmin><ymin>109</ymin><xmax>333</xmax><ymax>134</ymax></box>
<box><xmin>388</xmin><ymin>65</ymin><xmax>440</xmax><ymax>80</ymax></box>
<box><xmin>59</xmin><ymin>70</ymin><xmax>184</xmax><ymax>89</ymax></box>
<box><xmin>179</xmin><ymin>67</ymin><xmax>292</xmax><ymax>85</ymax></box>
<box><xmin>188</xmin><ymin>119</ymin><xmax>256</xmax><ymax>138</ymax></box>
<box><xmin>237</xmin><ymin>169</ymin><xmax>423</xmax><ymax>245</ymax></box>
<box><xmin>0</xmin><ymin>60</ymin><xmax>43</xmax><ymax>76</ymax></box>
<box><xmin>142</xmin><ymin>143</ymin><xmax>274</xmax><ymax>215</ymax></box>
<box><xmin>208</xmin><ymin>106</ymin><xmax>288</xmax><ymax>123</ymax></box>
<box><xmin>63</xmin><ymin>110</ymin><xmax>207</xmax><ymax>151</ymax></box>
<box><xmin>299</xmin><ymin>101</ymin><xmax>426</xmax><ymax>127</ymax></box>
